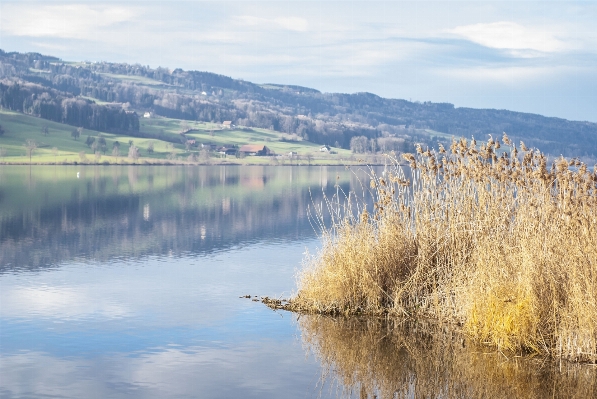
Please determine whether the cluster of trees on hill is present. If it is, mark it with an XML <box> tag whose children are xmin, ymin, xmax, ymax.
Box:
<box><xmin>1</xmin><ymin>49</ymin><xmax>596</xmax><ymax>157</ymax></box>
<box><xmin>0</xmin><ymin>81</ymin><xmax>139</xmax><ymax>132</ymax></box>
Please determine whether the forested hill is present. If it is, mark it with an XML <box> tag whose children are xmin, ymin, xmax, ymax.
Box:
<box><xmin>1</xmin><ymin>49</ymin><xmax>596</xmax><ymax>158</ymax></box>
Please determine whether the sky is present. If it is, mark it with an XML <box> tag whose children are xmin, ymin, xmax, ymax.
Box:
<box><xmin>1</xmin><ymin>1</ymin><xmax>596</xmax><ymax>122</ymax></box>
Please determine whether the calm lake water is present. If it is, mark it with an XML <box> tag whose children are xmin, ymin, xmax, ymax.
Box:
<box><xmin>1</xmin><ymin>165</ymin><xmax>595</xmax><ymax>399</ymax></box>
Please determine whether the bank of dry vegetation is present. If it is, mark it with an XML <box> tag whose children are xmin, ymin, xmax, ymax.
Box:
<box><xmin>289</xmin><ymin>134</ymin><xmax>597</xmax><ymax>361</ymax></box>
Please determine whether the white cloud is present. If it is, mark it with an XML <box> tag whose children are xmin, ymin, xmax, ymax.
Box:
<box><xmin>449</xmin><ymin>21</ymin><xmax>566</xmax><ymax>54</ymax></box>
<box><xmin>435</xmin><ymin>65</ymin><xmax>575</xmax><ymax>84</ymax></box>
<box><xmin>234</xmin><ymin>15</ymin><xmax>309</xmax><ymax>32</ymax></box>
<box><xmin>29</xmin><ymin>41</ymin><xmax>70</xmax><ymax>52</ymax></box>
<box><xmin>273</xmin><ymin>17</ymin><xmax>309</xmax><ymax>32</ymax></box>
<box><xmin>1</xmin><ymin>4</ymin><xmax>136</xmax><ymax>39</ymax></box>
<box><xmin>192</xmin><ymin>31</ymin><xmax>250</xmax><ymax>45</ymax></box>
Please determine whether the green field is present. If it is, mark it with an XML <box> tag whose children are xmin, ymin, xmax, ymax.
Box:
<box><xmin>0</xmin><ymin>109</ymin><xmax>360</xmax><ymax>165</ymax></box>
<box><xmin>96</xmin><ymin>72</ymin><xmax>172</xmax><ymax>87</ymax></box>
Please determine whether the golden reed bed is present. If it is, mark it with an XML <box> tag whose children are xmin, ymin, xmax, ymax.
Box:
<box><xmin>285</xmin><ymin>134</ymin><xmax>597</xmax><ymax>362</ymax></box>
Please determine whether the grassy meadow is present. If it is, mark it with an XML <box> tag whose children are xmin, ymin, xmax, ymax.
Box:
<box><xmin>285</xmin><ymin>135</ymin><xmax>597</xmax><ymax>362</ymax></box>
<box><xmin>0</xmin><ymin>109</ymin><xmax>355</xmax><ymax>165</ymax></box>
<box><xmin>95</xmin><ymin>72</ymin><xmax>172</xmax><ymax>87</ymax></box>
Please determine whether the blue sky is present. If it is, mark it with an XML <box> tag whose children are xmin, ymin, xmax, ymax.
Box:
<box><xmin>1</xmin><ymin>1</ymin><xmax>596</xmax><ymax>122</ymax></box>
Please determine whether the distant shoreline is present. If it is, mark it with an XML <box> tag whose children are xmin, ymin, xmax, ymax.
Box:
<box><xmin>0</xmin><ymin>161</ymin><xmax>390</xmax><ymax>167</ymax></box>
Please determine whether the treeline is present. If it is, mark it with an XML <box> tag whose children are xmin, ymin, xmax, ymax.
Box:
<box><xmin>1</xmin><ymin>49</ymin><xmax>596</xmax><ymax>156</ymax></box>
<box><xmin>0</xmin><ymin>81</ymin><xmax>139</xmax><ymax>132</ymax></box>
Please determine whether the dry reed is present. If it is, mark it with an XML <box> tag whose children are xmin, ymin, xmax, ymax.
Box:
<box><xmin>299</xmin><ymin>315</ymin><xmax>597</xmax><ymax>399</ymax></box>
<box><xmin>289</xmin><ymin>134</ymin><xmax>597</xmax><ymax>361</ymax></box>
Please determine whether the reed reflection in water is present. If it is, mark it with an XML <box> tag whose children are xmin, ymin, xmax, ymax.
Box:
<box><xmin>298</xmin><ymin>316</ymin><xmax>597</xmax><ymax>399</ymax></box>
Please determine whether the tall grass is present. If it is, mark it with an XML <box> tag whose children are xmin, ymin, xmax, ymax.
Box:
<box><xmin>290</xmin><ymin>134</ymin><xmax>597</xmax><ymax>361</ymax></box>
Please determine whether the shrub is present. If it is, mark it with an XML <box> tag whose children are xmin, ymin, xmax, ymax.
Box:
<box><xmin>290</xmin><ymin>134</ymin><xmax>597</xmax><ymax>360</ymax></box>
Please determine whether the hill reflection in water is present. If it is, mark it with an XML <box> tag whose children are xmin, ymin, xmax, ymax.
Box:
<box><xmin>0</xmin><ymin>165</ymin><xmax>374</xmax><ymax>272</ymax></box>
<box><xmin>299</xmin><ymin>316</ymin><xmax>597</xmax><ymax>399</ymax></box>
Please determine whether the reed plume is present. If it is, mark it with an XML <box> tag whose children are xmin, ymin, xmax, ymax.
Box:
<box><xmin>290</xmin><ymin>135</ymin><xmax>597</xmax><ymax>361</ymax></box>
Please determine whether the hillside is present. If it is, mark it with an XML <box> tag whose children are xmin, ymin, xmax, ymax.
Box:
<box><xmin>0</xmin><ymin>109</ymin><xmax>354</xmax><ymax>165</ymax></box>
<box><xmin>1</xmin><ymin>49</ymin><xmax>596</xmax><ymax>161</ymax></box>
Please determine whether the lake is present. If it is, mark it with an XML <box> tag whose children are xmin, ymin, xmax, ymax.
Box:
<box><xmin>1</xmin><ymin>165</ymin><xmax>595</xmax><ymax>399</ymax></box>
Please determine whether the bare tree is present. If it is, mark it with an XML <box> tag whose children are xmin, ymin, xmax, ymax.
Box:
<box><xmin>71</xmin><ymin>128</ymin><xmax>80</xmax><ymax>141</ymax></box>
<box><xmin>112</xmin><ymin>146</ymin><xmax>120</xmax><ymax>159</ymax></box>
<box><xmin>24</xmin><ymin>139</ymin><xmax>37</xmax><ymax>163</ymax></box>
<box><xmin>350</xmin><ymin>136</ymin><xmax>369</xmax><ymax>154</ymax></box>
<box><xmin>282</xmin><ymin>116</ymin><xmax>295</xmax><ymax>134</ymax></box>
<box><xmin>128</xmin><ymin>145</ymin><xmax>140</xmax><ymax>162</ymax></box>
<box><xmin>306</xmin><ymin>153</ymin><xmax>313</xmax><ymax>165</ymax></box>
<box><xmin>94</xmin><ymin>151</ymin><xmax>102</xmax><ymax>163</ymax></box>
<box><xmin>369</xmin><ymin>138</ymin><xmax>378</xmax><ymax>153</ymax></box>
<box><xmin>86</xmin><ymin>136</ymin><xmax>96</xmax><ymax>148</ymax></box>
<box><xmin>41</xmin><ymin>125</ymin><xmax>49</xmax><ymax>136</ymax></box>
<box><xmin>180</xmin><ymin>120</ymin><xmax>190</xmax><ymax>133</ymax></box>
<box><xmin>79</xmin><ymin>151</ymin><xmax>88</xmax><ymax>163</ymax></box>
<box><xmin>147</xmin><ymin>141</ymin><xmax>155</xmax><ymax>154</ymax></box>
<box><xmin>97</xmin><ymin>135</ymin><xmax>107</xmax><ymax>154</ymax></box>
<box><xmin>199</xmin><ymin>149</ymin><xmax>210</xmax><ymax>164</ymax></box>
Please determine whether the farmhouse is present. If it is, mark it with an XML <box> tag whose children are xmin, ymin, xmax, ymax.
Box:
<box><xmin>222</xmin><ymin>121</ymin><xmax>233</xmax><ymax>129</ymax></box>
<box><xmin>239</xmin><ymin>144</ymin><xmax>271</xmax><ymax>156</ymax></box>
<box><xmin>320</xmin><ymin>145</ymin><xmax>331</xmax><ymax>152</ymax></box>
<box><xmin>201</xmin><ymin>143</ymin><xmax>218</xmax><ymax>151</ymax></box>
<box><xmin>218</xmin><ymin>146</ymin><xmax>238</xmax><ymax>156</ymax></box>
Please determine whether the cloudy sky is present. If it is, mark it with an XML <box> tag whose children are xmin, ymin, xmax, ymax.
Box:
<box><xmin>1</xmin><ymin>1</ymin><xmax>596</xmax><ymax>122</ymax></box>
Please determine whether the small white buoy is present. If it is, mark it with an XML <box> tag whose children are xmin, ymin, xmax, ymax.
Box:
<box><xmin>77</xmin><ymin>172</ymin><xmax>80</xmax><ymax>178</ymax></box>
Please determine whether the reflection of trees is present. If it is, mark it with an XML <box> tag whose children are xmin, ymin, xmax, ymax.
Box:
<box><xmin>0</xmin><ymin>166</ymin><xmax>369</xmax><ymax>272</ymax></box>
<box><xmin>299</xmin><ymin>316</ymin><xmax>597</xmax><ymax>399</ymax></box>
<box><xmin>0</xmin><ymin>194</ymin><xmax>141</xmax><ymax>270</ymax></box>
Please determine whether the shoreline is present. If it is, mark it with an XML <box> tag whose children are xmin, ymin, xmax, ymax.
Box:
<box><xmin>0</xmin><ymin>160</ymin><xmax>391</xmax><ymax>167</ymax></box>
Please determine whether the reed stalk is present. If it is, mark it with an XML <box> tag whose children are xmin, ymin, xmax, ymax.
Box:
<box><xmin>290</xmin><ymin>134</ymin><xmax>597</xmax><ymax>361</ymax></box>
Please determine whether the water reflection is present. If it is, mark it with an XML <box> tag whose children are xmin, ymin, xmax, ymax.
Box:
<box><xmin>0</xmin><ymin>165</ymin><xmax>376</xmax><ymax>398</ymax></box>
<box><xmin>299</xmin><ymin>316</ymin><xmax>597</xmax><ymax>398</ymax></box>
<box><xmin>0</xmin><ymin>342</ymin><xmax>326</xmax><ymax>399</ymax></box>
<box><xmin>0</xmin><ymin>165</ymin><xmax>373</xmax><ymax>272</ymax></box>
<box><xmin>4</xmin><ymin>165</ymin><xmax>591</xmax><ymax>398</ymax></box>
<box><xmin>0</xmin><ymin>241</ymin><xmax>329</xmax><ymax>399</ymax></box>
